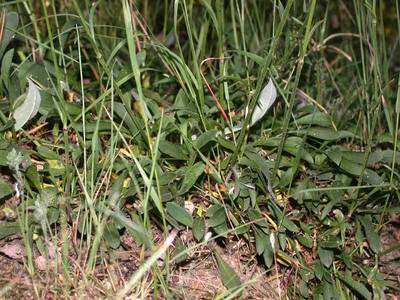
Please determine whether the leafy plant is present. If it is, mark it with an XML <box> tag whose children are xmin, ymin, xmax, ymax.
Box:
<box><xmin>0</xmin><ymin>1</ymin><xmax>398</xmax><ymax>299</ymax></box>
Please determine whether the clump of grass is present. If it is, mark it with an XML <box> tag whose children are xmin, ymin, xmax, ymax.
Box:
<box><xmin>0</xmin><ymin>1</ymin><xmax>399</xmax><ymax>299</ymax></box>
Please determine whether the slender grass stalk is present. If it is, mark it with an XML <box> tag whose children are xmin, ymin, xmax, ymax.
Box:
<box><xmin>22</xmin><ymin>0</ymin><xmax>43</xmax><ymax>57</ymax></box>
<box><xmin>273</xmin><ymin>0</ymin><xmax>317</xmax><ymax>184</ymax></box>
<box><xmin>2</xmin><ymin>1</ymin><xmax>399</xmax><ymax>298</ymax></box>
<box><xmin>116</xmin><ymin>230</ymin><xmax>177</xmax><ymax>298</ymax></box>
<box><xmin>228</xmin><ymin>0</ymin><xmax>294</xmax><ymax>170</ymax></box>
<box><xmin>391</xmin><ymin>2</ymin><xmax>400</xmax><ymax>184</ymax></box>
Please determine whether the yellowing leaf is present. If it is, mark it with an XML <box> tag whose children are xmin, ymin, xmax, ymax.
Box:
<box><xmin>47</xmin><ymin>159</ymin><xmax>64</xmax><ymax>169</ymax></box>
<box><xmin>123</xmin><ymin>177</ymin><xmax>131</xmax><ymax>188</ymax></box>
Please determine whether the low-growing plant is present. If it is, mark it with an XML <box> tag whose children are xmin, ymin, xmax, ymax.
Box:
<box><xmin>0</xmin><ymin>1</ymin><xmax>399</xmax><ymax>299</ymax></box>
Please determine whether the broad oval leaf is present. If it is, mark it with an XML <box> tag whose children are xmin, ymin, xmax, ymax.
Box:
<box><xmin>159</xmin><ymin>140</ymin><xmax>188</xmax><ymax>160</ymax></box>
<box><xmin>255</xmin><ymin>228</ymin><xmax>267</xmax><ymax>255</ymax></box>
<box><xmin>0</xmin><ymin>222</ymin><xmax>19</xmax><ymax>240</ymax></box>
<box><xmin>250</xmin><ymin>78</ymin><xmax>277</xmax><ymax>126</ymax></box>
<box><xmin>13</xmin><ymin>79</ymin><xmax>41</xmax><ymax>130</ymax></box>
<box><xmin>104</xmin><ymin>224</ymin><xmax>121</xmax><ymax>249</ymax></box>
<box><xmin>178</xmin><ymin>162</ymin><xmax>205</xmax><ymax>195</ymax></box>
<box><xmin>192</xmin><ymin>217</ymin><xmax>205</xmax><ymax>241</ymax></box>
<box><xmin>0</xmin><ymin>178</ymin><xmax>13</xmax><ymax>198</ymax></box>
<box><xmin>362</xmin><ymin>169</ymin><xmax>383</xmax><ymax>185</ymax></box>
<box><xmin>318</xmin><ymin>247</ymin><xmax>333</xmax><ymax>267</ymax></box>
<box><xmin>174</xmin><ymin>237</ymin><xmax>187</xmax><ymax>264</ymax></box>
<box><xmin>0</xmin><ymin>12</ymin><xmax>19</xmax><ymax>59</ymax></box>
<box><xmin>166</xmin><ymin>202</ymin><xmax>193</xmax><ymax>227</ymax></box>
<box><xmin>359</xmin><ymin>216</ymin><xmax>380</xmax><ymax>254</ymax></box>
<box><xmin>262</xmin><ymin>247</ymin><xmax>274</xmax><ymax>268</ymax></box>
<box><xmin>1</xmin><ymin>48</ymin><xmax>14</xmax><ymax>89</ymax></box>
<box><xmin>207</xmin><ymin>205</ymin><xmax>226</xmax><ymax>227</ymax></box>
<box><xmin>305</xmin><ymin>127</ymin><xmax>356</xmax><ymax>141</ymax></box>
<box><xmin>339</xmin><ymin>274</ymin><xmax>372</xmax><ymax>300</ymax></box>
<box><xmin>194</xmin><ymin>130</ymin><xmax>218</xmax><ymax>149</ymax></box>
<box><xmin>297</xmin><ymin>112</ymin><xmax>332</xmax><ymax>127</ymax></box>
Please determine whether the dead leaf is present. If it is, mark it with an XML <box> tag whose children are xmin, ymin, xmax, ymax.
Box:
<box><xmin>0</xmin><ymin>239</ymin><xmax>25</xmax><ymax>260</ymax></box>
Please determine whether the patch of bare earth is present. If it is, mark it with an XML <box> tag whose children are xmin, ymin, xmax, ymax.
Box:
<box><xmin>380</xmin><ymin>216</ymin><xmax>400</xmax><ymax>297</ymax></box>
<box><xmin>0</xmin><ymin>238</ymin><xmax>33</xmax><ymax>299</ymax></box>
<box><xmin>0</xmin><ymin>224</ymin><xmax>286</xmax><ymax>299</ymax></box>
<box><xmin>169</xmin><ymin>230</ymin><xmax>282</xmax><ymax>299</ymax></box>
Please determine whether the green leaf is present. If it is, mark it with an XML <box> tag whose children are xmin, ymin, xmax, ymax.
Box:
<box><xmin>194</xmin><ymin>130</ymin><xmax>218</xmax><ymax>149</ymax></box>
<box><xmin>0</xmin><ymin>222</ymin><xmax>19</xmax><ymax>240</ymax></box>
<box><xmin>234</xmin><ymin>224</ymin><xmax>250</xmax><ymax>234</ymax></box>
<box><xmin>125</xmin><ymin>212</ymin><xmax>150</xmax><ymax>247</ymax></box>
<box><xmin>326</xmin><ymin>147</ymin><xmax>343</xmax><ymax>165</ymax></box>
<box><xmin>313</xmin><ymin>260</ymin><xmax>324</xmax><ymax>280</ymax></box>
<box><xmin>282</xmin><ymin>217</ymin><xmax>299</xmax><ymax>233</ymax></box>
<box><xmin>247</xmin><ymin>209</ymin><xmax>269</xmax><ymax>227</ymax></box>
<box><xmin>298</xmin><ymin>234</ymin><xmax>313</xmax><ymax>248</ymax></box>
<box><xmin>214</xmin><ymin>251</ymin><xmax>242</xmax><ymax>293</ymax></box>
<box><xmin>278</xmin><ymin>232</ymin><xmax>287</xmax><ymax>250</ymax></box>
<box><xmin>255</xmin><ymin>228</ymin><xmax>267</xmax><ymax>255</ymax></box>
<box><xmin>243</xmin><ymin>151</ymin><xmax>274</xmax><ymax>178</ymax></box>
<box><xmin>320</xmin><ymin>236</ymin><xmax>341</xmax><ymax>249</ymax></box>
<box><xmin>269</xmin><ymin>202</ymin><xmax>299</xmax><ymax>232</ymax></box>
<box><xmin>0</xmin><ymin>12</ymin><xmax>19</xmax><ymax>59</ymax></box>
<box><xmin>233</xmin><ymin>49</ymin><xmax>263</xmax><ymax>65</ymax></box>
<box><xmin>362</xmin><ymin>169</ymin><xmax>383</xmax><ymax>185</ymax></box>
<box><xmin>322</xmin><ymin>281</ymin><xmax>337</xmax><ymax>300</ymax></box>
<box><xmin>166</xmin><ymin>202</ymin><xmax>193</xmax><ymax>227</ymax></box>
<box><xmin>320</xmin><ymin>198</ymin><xmax>340</xmax><ymax>220</ymax></box>
<box><xmin>339</xmin><ymin>274</ymin><xmax>372</xmax><ymax>300</ymax></box>
<box><xmin>1</xmin><ymin>48</ymin><xmax>14</xmax><ymax>90</ymax></box>
<box><xmin>299</xmin><ymin>279</ymin><xmax>309</xmax><ymax>298</ymax></box>
<box><xmin>0</xmin><ymin>120</ymin><xmax>15</xmax><ymax>133</ymax></box>
<box><xmin>64</xmin><ymin>102</ymin><xmax>82</xmax><ymax>117</ymax></box>
<box><xmin>36</xmin><ymin>145</ymin><xmax>59</xmax><ymax>160</ymax></box>
<box><xmin>339</xmin><ymin>157</ymin><xmax>363</xmax><ymax>176</ymax></box>
<box><xmin>25</xmin><ymin>164</ymin><xmax>41</xmax><ymax>191</ymax></box>
<box><xmin>213</xmin><ymin>221</ymin><xmax>228</xmax><ymax>237</ymax></box>
<box><xmin>178</xmin><ymin>162</ymin><xmax>205</xmax><ymax>195</ymax></box>
<box><xmin>378</xmin><ymin>149</ymin><xmax>400</xmax><ymax>165</ymax></box>
<box><xmin>174</xmin><ymin>237</ymin><xmax>187</xmax><ymax>264</ymax></box>
<box><xmin>262</xmin><ymin>247</ymin><xmax>274</xmax><ymax>268</ymax></box>
<box><xmin>217</xmin><ymin>136</ymin><xmax>236</xmax><ymax>152</ymax></box>
<box><xmin>207</xmin><ymin>204</ymin><xmax>226</xmax><ymax>227</ymax></box>
<box><xmin>192</xmin><ymin>217</ymin><xmax>205</xmax><ymax>241</ymax></box>
<box><xmin>159</xmin><ymin>140</ymin><xmax>188</xmax><ymax>160</ymax></box>
<box><xmin>74</xmin><ymin>120</ymin><xmax>114</xmax><ymax>133</ymax></box>
<box><xmin>326</xmin><ymin>149</ymin><xmax>383</xmax><ymax>184</ymax></box>
<box><xmin>253</xmin><ymin>136</ymin><xmax>313</xmax><ymax>163</ymax></box>
<box><xmin>255</xmin><ymin>136</ymin><xmax>302</xmax><ymax>148</ymax></box>
<box><xmin>0</xmin><ymin>178</ymin><xmax>13</xmax><ymax>198</ymax></box>
<box><xmin>299</xmin><ymin>268</ymin><xmax>314</xmax><ymax>283</ymax></box>
<box><xmin>342</xmin><ymin>151</ymin><xmax>372</xmax><ymax>165</ymax></box>
<box><xmin>104</xmin><ymin>224</ymin><xmax>121</xmax><ymax>249</ymax></box>
<box><xmin>318</xmin><ymin>247</ymin><xmax>333</xmax><ymax>267</ymax></box>
<box><xmin>46</xmin><ymin>207</ymin><xmax>60</xmax><ymax>225</ymax></box>
<box><xmin>297</xmin><ymin>112</ymin><xmax>332</xmax><ymax>127</ymax></box>
<box><xmin>305</xmin><ymin>127</ymin><xmax>356</xmax><ymax>141</ymax></box>
<box><xmin>359</xmin><ymin>216</ymin><xmax>380</xmax><ymax>253</ymax></box>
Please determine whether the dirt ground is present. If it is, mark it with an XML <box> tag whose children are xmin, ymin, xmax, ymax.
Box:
<box><xmin>379</xmin><ymin>215</ymin><xmax>400</xmax><ymax>296</ymax></box>
<box><xmin>0</xmin><ymin>226</ymin><xmax>283</xmax><ymax>299</ymax></box>
<box><xmin>0</xmin><ymin>219</ymin><xmax>399</xmax><ymax>299</ymax></box>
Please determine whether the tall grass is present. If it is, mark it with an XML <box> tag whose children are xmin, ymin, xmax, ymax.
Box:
<box><xmin>0</xmin><ymin>0</ymin><xmax>398</xmax><ymax>298</ymax></box>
